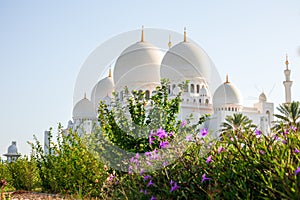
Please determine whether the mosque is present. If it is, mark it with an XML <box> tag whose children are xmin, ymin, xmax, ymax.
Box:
<box><xmin>52</xmin><ymin>28</ymin><xmax>293</xmax><ymax>145</ymax></box>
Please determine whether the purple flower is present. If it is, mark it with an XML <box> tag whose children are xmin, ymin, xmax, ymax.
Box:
<box><xmin>149</xmin><ymin>136</ymin><xmax>155</xmax><ymax>144</ymax></box>
<box><xmin>294</xmin><ymin>149</ymin><xmax>300</xmax><ymax>153</ymax></box>
<box><xmin>259</xmin><ymin>150</ymin><xmax>265</xmax><ymax>154</ymax></box>
<box><xmin>145</xmin><ymin>151</ymin><xmax>151</xmax><ymax>156</ymax></box>
<box><xmin>150</xmin><ymin>196</ymin><xmax>156</xmax><ymax>200</ymax></box>
<box><xmin>295</xmin><ymin>167</ymin><xmax>300</xmax><ymax>175</ymax></box>
<box><xmin>108</xmin><ymin>174</ymin><xmax>115</xmax><ymax>181</ymax></box>
<box><xmin>217</xmin><ymin>146</ymin><xmax>223</xmax><ymax>154</ymax></box>
<box><xmin>291</xmin><ymin>126</ymin><xmax>297</xmax><ymax>132</ymax></box>
<box><xmin>159</xmin><ymin>141</ymin><xmax>169</xmax><ymax>149</ymax></box>
<box><xmin>168</xmin><ymin>131</ymin><xmax>174</xmax><ymax>137</ymax></box>
<box><xmin>201</xmin><ymin>173</ymin><xmax>211</xmax><ymax>183</ymax></box>
<box><xmin>255</xmin><ymin>129</ymin><xmax>261</xmax><ymax>136</ymax></box>
<box><xmin>135</xmin><ymin>153</ymin><xmax>140</xmax><ymax>159</ymax></box>
<box><xmin>157</xmin><ymin>128</ymin><xmax>168</xmax><ymax>139</ymax></box>
<box><xmin>163</xmin><ymin>161</ymin><xmax>168</xmax><ymax>167</ymax></box>
<box><xmin>230</xmin><ymin>137</ymin><xmax>234</xmax><ymax>142</ymax></box>
<box><xmin>144</xmin><ymin>175</ymin><xmax>152</xmax><ymax>181</ymax></box>
<box><xmin>186</xmin><ymin>134</ymin><xmax>193</xmax><ymax>141</ymax></box>
<box><xmin>206</xmin><ymin>155</ymin><xmax>212</xmax><ymax>163</ymax></box>
<box><xmin>146</xmin><ymin>161</ymin><xmax>152</xmax><ymax>166</ymax></box>
<box><xmin>273</xmin><ymin>135</ymin><xmax>278</xmax><ymax>140</ymax></box>
<box><xmin>140</xmin><ymin>168</ymin><xmax>144</xmax><ymax>176</ymax></box>
<box><xmin>200</xmin><ymin>128</ymin><xmax>208</xmax><ymax>137</ymax></box>
<box><xmin>147</xmin><ymin>179</ymin><xmax>153</xmax><ymax>187</ymax></box>
<box><xmin>139</xmin><ymin>189</ymin><xmax>147</xmax><ymax>194</ymax></box>
<box><xmin>181</xmin><ymin>120</ymin><xmax>187</xmax><ymax>127</ymax></box>
<box><xmin>282</xmin><ymin>140</ymin><xmax>287</xmax><ymax>145</ymax></box>
<box><xmin>170</xmin><ymin>180</ymin><xmax>180</xmax><ymax>192</ymax></box>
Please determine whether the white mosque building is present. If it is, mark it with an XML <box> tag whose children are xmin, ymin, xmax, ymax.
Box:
<box><xmin>53</xmin><ymin>28</ymin><xmax>293</xmax><ymax>142</ymax></box>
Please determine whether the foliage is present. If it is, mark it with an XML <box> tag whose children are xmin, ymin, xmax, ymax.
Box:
<box><xmin>30</xmin><ymin>125</ymin><xmax>106</xmax><ymax>198</ymax></box>
<box><xmin>6</xmin><ymin>156</ymin><xmax>39</xmax><ymax>191</ymax></box>
<box><xmin>273</xmin><ymin>101</ymin><xmax>300</xmax><ymax>132</ymax></box>
<box><xmin>97</xmin><ymin>79</ymin><xmax>185</xmax><ymax>153</ymax></box>
<box><xmin>102</xmin><ymin>121</ymin><xmax>300</xmax><ymax>199</ymax></box>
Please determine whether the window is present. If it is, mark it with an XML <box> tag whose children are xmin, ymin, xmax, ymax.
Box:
<box><xmin>205</xmin><ymin>99</ymin><xmax>209</xmax><ymax>104</ymax></box>
<box><xmin>199</xmin><ymin>99</ymin><xmax>201</xmax><ymax>103</ymax></box>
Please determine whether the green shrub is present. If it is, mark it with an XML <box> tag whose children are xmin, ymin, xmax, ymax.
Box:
<box><xmin>31</xmin><ymin>126</ymin><xmax>106</xmax><ymax>198</ymax></box>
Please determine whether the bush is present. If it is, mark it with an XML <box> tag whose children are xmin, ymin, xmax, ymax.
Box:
<box><xmin>6</xmin><ymin>156</ymin><xmax>40</xmax><ymax>191</ymax></box>
<box><xmin>30</xmin><ymin>126</ymin><xmax>107</xmax><ymax>198</ymax></box>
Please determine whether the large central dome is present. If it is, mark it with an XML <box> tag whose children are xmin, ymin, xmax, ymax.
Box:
<box><xmin>113</xmin><ymin>40</ymin><xmax>163</xmax><ymax>91</ymax></box>
<box><xmin>160</xmin><ymin>40</ymin><xmax>212</xmax><ymax>82</ymax></box>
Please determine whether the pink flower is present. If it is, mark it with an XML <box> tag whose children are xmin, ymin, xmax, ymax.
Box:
<box><xmin>147</xmin><ymin>180</ymin><xmax>153</xmax><ymax>187</ymax></box>
<box><xmin>200</xmin><ymin>128</ymin><xmax>208</xmax><ymax>137</ymax></box>
<box><xmin>295</xmin><ymin>167</ymin><xmax>300</xmax><ymax>175</ymax></box>
<box><xmin>150</xmin><ymin>196</ymin><xmax>156</xmax><ymax>200</ymax></box>
<box><xmin>140</xmin><ymin>168</ymin><xmax>144</xmax><ymax>176</ymax></box>
<box><xmin>170</xmin><ymin>180</ymin><xmax>180</xmax><ymax>192</ymax></box>
<box><xmin>156</xmin><ymin>128</ymin><xmax>167</xmax><ymax>139</ymax></box>
<box><xmin>217</xmin><ymin>146</ymin><xmax>223</xmax><ymax>154</ymax></box>
<box><xmin>294</xmin><ymin>149</ymin><xmax>300</xmax><ymax>153</ymax></box>
<box><xmin>181</xmin><ymin>120</ymin><xmax>187</xmax><ymax>127</ymax></box>
<box><xmin>144</xmin><ymin>175</ymin><xmax>152</xmax><ymax>181</ymax></box>
<box><xmin>201</xmin><ymin>173</ymin><xmax>211</xmax><ymax>183</ymax></box>
<box><xmin>159</xmin><ymin>141</ymin><xmax>169</xmax><ymax>149</ymax></box>
<box><xmin>206</xmin><ymin>155</ymin><xmax>212</xmax><ymax>163</ymax></box>
<box><xmin>255</xmin><ymin>129</ymin><xmax>261</xmax><ymax>136</ymax></box>
<box><xmin>291</xmin><ymin>126</ymin><xmax>297</xmax><ymax>132</ymax></box>
<box><xmin>186</xmin><ymin>134</ymin><xmax>193</xmax><ymax>141</ymax></box>
<box><xmin>259</xmin><ymin>150</ymin><xmax>265</xmax><ymax>154</ymax></box>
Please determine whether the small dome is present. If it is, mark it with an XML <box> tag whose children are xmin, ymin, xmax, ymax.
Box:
<box><xmin>7</xmin><ymin>141</ymin><xmax>18</xmax><ymax>154</ymax></box>
<box><xmin>73</xmin><ymin>96</ymin><xmax>97</xmax><ymax>120</ymax></box>
<box><xmin>91</xmin><ymin>73</ymin><xmax>114</xmax><ymax>109</ymax></box>
<box><xmin>200</xmin><ymin>86</ymin><xmax>208</xmax><ymax>96</ymax></box>
<box><xmin>213</xmin><ymin>81</ymin><xmax>242</xmax><ymax>108</ymax></box>
<box><xmin>113</xmin><ymin>41</ymin><xmax>163</xmax><ymax>90</ymax></box>
<box><xmin>161</xmin><ymin>41</ymin><xmax>212</xmax><ymax>81</ymax></box>
<box><xmin>259</xmin><ymin>92</ymin><xmax>267</xmax><ymax>102</ymax></box>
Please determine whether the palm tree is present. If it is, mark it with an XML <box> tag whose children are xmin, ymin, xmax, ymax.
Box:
<box><xmin>220</xmin><ymin>113</ymin><xmax>256</xmax><ymax>137</ymax></box>
<box><xmin>273</xmin><ymin>101</ymin><xmax>300</xmax><ymax>132</ymax></box>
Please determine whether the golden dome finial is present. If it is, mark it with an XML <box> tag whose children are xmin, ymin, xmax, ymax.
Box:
<box><xmin>108</xmin><ymin>68</ymin><xmax>112</xmax><ymax>77</ymax></box>
<box><xmin>84</xmin><ymin>92</ymin><xmax>87</xmax><ymax>99</ymax></box>
<box><xmin>141</xmin><ymin>25</ymin><xmax>144</xmax><ymax>42</ymax></box>
<box><xmin>285</xmin><ymin>54</ymin><xmax>289</xmax><ymax>69</ymax></box>
<box><xmin>184</xmin><ymin>27</ymin><xmax>187</xmax><ymax>42</ymax></box>
<box><xmin>225</xmin><ymin>74</ymin><xmax>229</xmax><ymax>83</ymax></box>
<box><xmin>168</xmin><ymin>34</ymin><xmax>172</xmax><ymax>49</ymax></box>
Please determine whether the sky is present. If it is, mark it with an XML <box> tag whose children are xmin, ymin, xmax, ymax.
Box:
<box><xmin>0</xmin><ymin>1</ymin><xmax>300</xmax><ymax>159</ymax></box>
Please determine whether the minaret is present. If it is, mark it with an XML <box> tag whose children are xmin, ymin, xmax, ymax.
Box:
<box><xmin>283</xmin><ymin>54</ymin><xmax>292</xmax><ymax>103</ymax></box>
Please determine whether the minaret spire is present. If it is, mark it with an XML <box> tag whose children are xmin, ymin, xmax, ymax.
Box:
<box><xmin>141</xmin><ymin>25</ymin><xmax>144</xmax><ymax>42</ymax></box>
<box><xmin>283</xmin><ymin>54</ymin><xmax>292</xmax><ymax>103</ymax></box>
<box><xmin>108</xmin><ymin>68</ymin><xmax>112</xmax><ymax>77</ymax></box>
<box><xmin>285</xmin><ymin>54</ymin><xmax>289</xmax><ymax>69</ymax></box>
<box><xmin>168</xmin><ymin>34</ymin><xmax>172</xmax><ymax>49</ymax></box>
<box><xmin>84</xmin><ymin>92</ymin><xmax>87</xmax><ymax>99</ymax></box>
<box><xmin>183</xmin><ymin>27</ymin><xmax>187</xmax><ymax>42</ymax></box>
<box><xmin>225</xmin><ymin>74</ymin><xmax>229</xmax><ymax>83</ymax></box>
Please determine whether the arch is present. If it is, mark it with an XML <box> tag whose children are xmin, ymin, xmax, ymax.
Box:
<box><xmin>266</xmin><ymin>110</ymin><xmax>271</xmax><ymax>124</ymax></box>
<box><xmin>145</xmin><ymin>90</ymin><xmax>150</xmax><ymax>99</ymax></box>
<box><xmin>199</xmin><ymin>99</ymin><xmax>202</xmax><ymax>104</ymax></box>
<box><xmin>205</xmin><ymin>99</ymin><xmax>209</xmax><ymax>104</ymax></box>
<box><xmin>197</xmin><ymin>85</ymin><xmax>200</xmax><ymax>93</ymax></box>
<box><xmin>190</xmin><ymin>84</ymin><xmax>195</xmax><ymax>93</ymax></box>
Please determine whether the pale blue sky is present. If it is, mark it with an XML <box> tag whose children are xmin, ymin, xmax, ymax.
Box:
<box><xmin>1</xmin><ymin>1</ymin><xmax>300</xmax><ymax>158</ymax></box>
